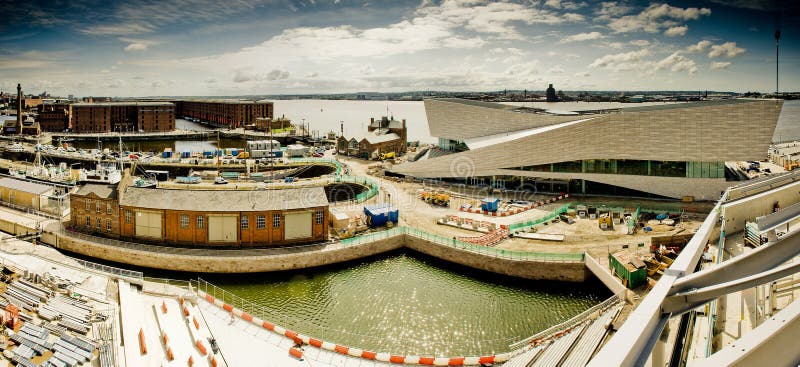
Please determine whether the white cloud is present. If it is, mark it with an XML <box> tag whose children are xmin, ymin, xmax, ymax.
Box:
<box><xmin>589</xmin><ymin>49</ymin><xmax>650</xmax><ymax>71</ymax></box>
<box><xmin>630</xmin><ymin>39</ymin><xmax>650</xmax><ymax>46</ymax></box>
<box><xmin>548</xmin><ymin>65</ymin><xmax>565</xmax><ymax>74</ymax></box>
<box><xmin>607</xmin><ymin>4</ymin><xmax>710</xmax><ymax>33</ymax></box>
<box><xmin>686</xmin><ymin>40</ymin><xmax>711</xmax><ymax>53</ymax></box>
<box><xmin>559</xmin><ymin>31</ymin><xmax>604</xmax><ymax>43</ymax></box>
<box><xmin>603</xmin><ymin>41</ymin><xmax>624</xmax><ymax>49</ymax></box>
<box><xmin>656</xmin><ymin>51</ymin><xmax>697</xmax><ymax>74</ymax></box>
<box><xmin>544</xmin><ymin>0</ymin><xmax>585</xmax><ymax>9</ymax></box>
<box><xmin>708</xmin><ymin>42</ymin><xmax>746</xmax><ymax>58</ymax></box>
<box><xmin>710</xmin><ymin>61</ymin><xmax>731</xmax><ymax>69</ymax></box>
<box><xmin>664</xmin><ymin>26</ymin><xmax>688</xmax><ymax>37</ymax></box>
<box><xmin>595</xmin><ymin>2</ymin><xmax>633</xmax><ymax>20</ymax></box>
<box><xmin>233</xmin><ymin>69</ymin><xmax>290</xmax><ymax>83</ymax></box>
<box><xmin>120</xmin><ymin>38</ymin><xmax>159</xmax><ymax>52</ymax></box>
<box><xmin>574</xmin><ymin>71</ymin><xmax>590</xmax><ymax>77</ymax></box>
<box><xmin>81</xmin><ymin>23</ymin><xmax>154</xmax><ymax>36</ymax></box>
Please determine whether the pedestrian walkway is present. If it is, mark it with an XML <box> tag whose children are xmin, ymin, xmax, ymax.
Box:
<box><xmin>197</xmin><ymin>296</ymin><xmax>399</xmax><ymax>367</ymax></box>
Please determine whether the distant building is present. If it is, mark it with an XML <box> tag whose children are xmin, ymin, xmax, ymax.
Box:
<box><xmin>174</xmin><ymin>99</ymin><xmax>273</xmax><ymax>128</ymax></box>
<box><xmin>71</xmin><ymin>102</ymin><xmax>175</xmax><ymax>133</ymax></box>
<box><xmin>337</xmin><ymin>116</ymin><xmax>407</xmax><ymax>159</ymax></box>
<box><xmin>0</xmin><ymin>177</ymin><xmax>69</xmax><ymax>217</ymax></box>
<box><xmin>546</xmin><ymin>83</ymin><xmax>558</xmax><ymax>102</ymax></box>
<box><xmin>3</xmin><ymin>84</ymin><xmax>23</xmax><ymax>135</ymax></box>
<box><xmin>37</xmin><ymin>102</ymin><xmax>70</xmax><ymax>132</ymax></box>
<box><xmin>251</xmin><ymin>116</ymin><xmax>291</xmax><ymax>132</ymax></box>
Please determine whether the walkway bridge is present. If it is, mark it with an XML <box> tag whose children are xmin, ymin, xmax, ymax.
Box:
<box><xmin>589</xmin><ymin>170</ymin><xmax>800</xmax><ymax>367</ymax></box>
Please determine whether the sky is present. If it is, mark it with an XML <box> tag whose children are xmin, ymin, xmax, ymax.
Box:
<box><xmin>0</xmin><ymin>0</ymin><xmax>798</xmax><ymax>97</ymax></box>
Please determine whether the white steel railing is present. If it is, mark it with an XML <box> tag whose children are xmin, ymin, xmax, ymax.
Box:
<box><xmin>508</xmin><ymin>292</ymin><xmax>624</xmax><ymax>351</ymax></box>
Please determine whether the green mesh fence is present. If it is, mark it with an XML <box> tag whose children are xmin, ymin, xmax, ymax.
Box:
<box><xmin>508</xmin><ymin>204</ymin><xmax>571</xmax><ymax>232</ymax></box>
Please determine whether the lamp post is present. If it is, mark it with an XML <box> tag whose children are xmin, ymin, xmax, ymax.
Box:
<box><xmin>775</xmin><ymin>22</ymin><xmax>781</xmax><ymax>95</ymax></box>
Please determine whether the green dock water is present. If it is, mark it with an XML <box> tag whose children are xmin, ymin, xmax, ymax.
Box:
<box><xmin>201</xmin><ymin>250</ymin><xmax>609</xmax><ymax>356</ymax></box>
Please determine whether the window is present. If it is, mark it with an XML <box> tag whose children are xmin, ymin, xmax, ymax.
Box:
<box><xmin>241</xmin><ymin>216</ymin><xmax>249</xmax><ymax>230</ymax></box>
<box><xmin>85</xmin><ymin>216</ymin><xmax>91</xmax><ymax>227</ymax></box>
<box><xmin>106</xmin><ymin>220</ymin><xmax>112</xmax><ymax>231</ymax></box>
<box><xmin>180</xmin><ymin>214</ymin><xmax>189</xmax><ymax>229</ymax></box>
<box><xmin>125</xmin><ymin>210</ymin><xmax>132</xmax><ymax>223</ymax></box>
<box><xmin>106</xmin><ymin>203</ymin><xmax>112</xmax><ymax>214</ymax></box>
<box><xmin>256</xmin><ymin>215</ymin><xmax>266</xmax><ymax>229</ymax></box>
<box><xmin>96</xmin><ymin>218</ymin><xmax>101</xmax><ymax>228</ymax></box>
<box><xmin>85</xmin><ymin>199</ymin><xmax>91</xmax><ymax>211</ymax></box>
<box><xmin>96</xmin><ymin>202</ymin><xmax>101</xmax><ymax>213</ymax></box>
<box><xmin>272</xmin><ymin>214</ymin><xmax>280</xmax><ymax>228</ymax></box>
<box><xmin>197</xmin><ymin>216</ymin><xmax>204</xmax><ymax>229</ymax></box>
<box><xmin>315</xmin><ymin>210</ymin><xmax>323</xmax><ymax>224</ymax></box>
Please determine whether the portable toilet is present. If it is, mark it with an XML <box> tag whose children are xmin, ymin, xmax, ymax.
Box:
<box><xmin>480</xmin><ymin>197</ymin><xmax>499</xmax><ymax>212</ymax></box>
<box><xmin>162</xmin><ymin>148</ymin><xmax>173</xmax><ymax>158</ymax></box>
<box><xmin>231</xmin><ymin>148</ymin><xmax>239</xmax><ymax>157</ymax></box>
<box><xmin>363</xmin><ymin>204</ymin><xmax>399</xmax><ymax>227</ymax></box>
<box><xmin>180</xmin><ymin>151</ymin><xmax>191</xmax><ymax>159</ymax></box>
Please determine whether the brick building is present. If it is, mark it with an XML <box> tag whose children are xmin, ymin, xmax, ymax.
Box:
<box><xmin>69</xmin><ymin>179</ymin><xmax>329</xmax><ymax>248</ymax></box>
<box><xmin>175</xmin><ymin>100</ymin><xmax>273</xmax><ymax>128</ymax></box>
<box><xmin>37</xmin><ymin>103</ymin><xmax>70</xmax><ymax>132</ymax></box>
<box><xmin>71</xmin><ymin>102</ymin><xmax>174</xmax><ymax>133</ymax></box>
<box><xmin>69</xmin><ymin>184</ymin><xmax>120</xmax><ymax>235</ymax></box>
<box><xmin>337</xmin><ymin>116</ymin><xmax>408</xmax><ymax>159</ymax></box>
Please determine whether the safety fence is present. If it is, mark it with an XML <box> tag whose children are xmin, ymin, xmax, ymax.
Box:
<box><xmin>508</xmin><ymin>204</ymin><xmax>570</xmax><ymax>232</ymax></box>
<box><xmin>334</xmin><ymin>175</ymin><xmax>380</xmax><ymax>203</ymax></box>
<box><xmin>290</xmin><ymin>157</ymin><xmax>343</xmax><ymax>176</ymax></box>
<box><xmin>59</xmin><ymin>224</ymin><xmax>584</xmax><ymax>264</ymax></box>
<box><xmin>195</xmin><ymin>278</ymin><xmax>512</xmax><ymax>365</ymax></box>
<box><xmin>508</xmin><ymin>291</ymin><xmax>625</xmax><ymax>351</ymax></box>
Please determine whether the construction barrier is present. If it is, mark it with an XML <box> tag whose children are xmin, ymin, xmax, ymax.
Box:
<box><xmin>289</xmin><ymin>347</ymin><xmax>304</xmax><ymax>360</ymax></box>
<box><xmin>460</xmin><ymin>194</ymin><xmax>569</xmax><ymax>217</ymax></box>
<box><xmin>138</xmin><ymin>328</ymin><xmax>147</xmax><ymax>355</ymax></box>
<box><xmin>199</xmin><ymin>290</ymin><xmax>510</xmax><ymax>366</ymax></box>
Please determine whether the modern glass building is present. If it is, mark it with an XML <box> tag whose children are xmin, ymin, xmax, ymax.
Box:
<box><xmin>391</xmin><ymin>98</ymin><xmax>783</xmax><ymax>200</ymax></box>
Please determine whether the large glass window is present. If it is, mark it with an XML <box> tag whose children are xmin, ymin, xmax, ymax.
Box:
<box><xmin>651</xmin><ymin>161</ymin><xmax>686</xmax><ymax>177</ymax></box>
<box><xmin>180</xmin><ymin>214</ymin><xmax>189</xmax><ymax>229</ymax></box>
<box><xmin>197</xmin><ymin>216</ymin><xmax>204</xmax><ymax>229</ymax></box>
<box><xmin>584</xmin><ymin>159</ymin><xmax>616</xmax><ymax>174</ymax></box>
<box><xmin>272</xmin><ymin>214</ymin><xmax>280</xmax><ymax>228</ymax></box>
<box><xmin>615</xmin><ymin>160</ymin><xmax>648</xmax><ymax>175</ymax></box>
<box><xmin>125</xmin><ymin>210</ymin><xmax>132</xmax><ymax>223</ymax></box>
<box><xmin>552</xmin><ymin>160</ymin><xmax>582</xmax><ymax>173</ymax></box>
<box><xmin>241</xmin><ymin>216</ymin><xmax>249</xmax><ymax>230</ymax></box>
<box><xmin>315</xmin><ymin>210</ymin><xmax>323</xmax><ymax>224</ymax></box>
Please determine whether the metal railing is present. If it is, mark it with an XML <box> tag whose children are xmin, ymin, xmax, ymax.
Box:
<box><xmin>334</xmin><ymin>175</ymin><xmax>379</xmax><ymax>203</ymax></box>
<box><xmin>0</xmin><ymin>199</ymin><xmax>65</xmax><ymax>220</ymax></box>
<box><xmin>509</xmin><ymin>292</ymin><xmax>624</xmax><ymax>350</ymax></box>
<box><xmin>72</xmin><ymin>257</ymin><xmax>143</xmax><ymax>282</ymax></box>
<box><xmin>290</xmin><ymin>157</ymin><xmax>343</xmax><ymax>176</ymax></box>
<box><xmin>59</xmin><ymin>224</ymin><xmax>585</xmax><ymax>263</ymax></box>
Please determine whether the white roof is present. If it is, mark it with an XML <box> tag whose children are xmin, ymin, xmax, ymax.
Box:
<box><xmin>0</xmin><ymin>177</ymin><xmax>54</xmax><ymax>195</ymax></box>
<box><xmin>463</xmin><ymin>117</ymin><xmax>595</xmax><ymax>150</ymax></box>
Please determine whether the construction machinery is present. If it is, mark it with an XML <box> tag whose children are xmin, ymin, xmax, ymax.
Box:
<box><xmin>379</xmin><ymin>151</ymin><xmax>396</xmax><ymax>161</ymax></box>
<box><xmin>419</xmin><ymin>190</ymin><xmax>450</xmax><ymax>207</ymax></box>
<box><xmin>785</xmin><ymin>161</ymin><xmax>799</xmax><ymax>171</ymax></box>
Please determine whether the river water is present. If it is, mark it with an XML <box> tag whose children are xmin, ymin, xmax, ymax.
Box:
<box><xmin>200</xmin><ymin>250</ymin><xmax>608</xmax><ymax>356</ymax></box>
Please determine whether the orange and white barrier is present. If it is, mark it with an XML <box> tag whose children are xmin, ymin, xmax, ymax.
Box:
<box><xmin>198</xmin><ymin>290</ymin><xmax>510</xmax><ymax>366</ymax></box>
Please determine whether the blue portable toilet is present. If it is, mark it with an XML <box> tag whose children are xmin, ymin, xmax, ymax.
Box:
<box><xmin>162</xmin><ymin>148</ymin><xmax>173</xmax><ymax>158</ymax></box>
<box><xmin>363</xmin><ymin>204</ymin><xmax>399</xmax><ymax>227</ymax></box>
<box><xmin>481</xmin><ymin>197</ymin><xmax>499</xmax><ymax>212</ymax></box>
<box><xmin>180</xmin><ymin>151</ymin><xmax>191</xmax><ymax>159</ymax></box>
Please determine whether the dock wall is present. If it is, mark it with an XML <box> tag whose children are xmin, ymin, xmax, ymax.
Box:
<box><xmin>6</xmin><ymin>216</ymin><xmax>591</xmax><ymax>282</ymax></box>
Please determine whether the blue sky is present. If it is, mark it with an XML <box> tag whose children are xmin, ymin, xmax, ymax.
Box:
<box><xmin>0</xmin><ymin>0</ymin><xmax>798</xmax><ymax>96</ymax></box>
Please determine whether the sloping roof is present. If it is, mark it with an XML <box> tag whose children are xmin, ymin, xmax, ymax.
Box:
<box><xmin>74</xmin><ymin>184</ymin><xmax>117</xmax><ymax>199</ymax></box>
<box><xmin>0</xmin><ymin>177</ymin><xmax>53</xmax><ymax>195</ymax></box>
<box><xmin>363</xmin><ymin>132</ymin><xmax>400</xmax><ymax>144</ymax></box>
<box><xmin>120</xmin><ymin>186</ymin><xmax>328</xmax><ymax>212</ymax></box>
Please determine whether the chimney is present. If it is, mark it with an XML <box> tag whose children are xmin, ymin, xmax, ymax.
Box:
<box><xmin>370</xmin><ymin>117</ymin><xmax>374</xmax><ymax>124</ymax></box>
<box><xmin>16</xmin><ymin>84</ymin><xmax>22</xmax><ymax>134</ymax></box>
<box><xmin>340</xmin><ymin>123</ymin><xmax>344</xmax><ymax>138</ymax></box>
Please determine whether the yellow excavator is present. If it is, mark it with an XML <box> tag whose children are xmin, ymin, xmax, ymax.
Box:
<box><xmin>420</xmin><ymin>190</ymin><xmax>450</xmax><ymax>207</ymax></box>
<box><xmin>379</xmin><ymin>152</ymin><xmax>396</xmax><ymax>161</ymax></box>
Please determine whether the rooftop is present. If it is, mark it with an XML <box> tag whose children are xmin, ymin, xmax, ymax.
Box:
<box><xmin>74</xmin><ymin>184</ymin><xmax>118</xmax><ymax>199</ymax></box>
<box><xmin>72</xmin><ymin>102</ymin><xmax>174</xmax><ymax>107</ymax></box>
<box><xmin>0</xmin><ymin>177</ymin><xmax>54</xmax><ymax>195</ymax></box>
<box><xmin>119</xmin><ymin>186</ymin><xmax>328</xmax><ymax>212</ymax></box>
